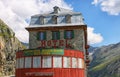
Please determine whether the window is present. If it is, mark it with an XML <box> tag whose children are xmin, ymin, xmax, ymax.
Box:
<box><xmin>16</xmin><ymin>58</ymin><xmax>24</xmax><ymax>69</ymax></box>
<box><xmin>65</xmin><ymin>14</ymin><xmax>71</xmax><ymax>23</ymax></box>
<box><xmin>25</xmin><ymin>57</ymin><xmax>32</xmax><ymax>68</ymax></box>
<box><xmin>37</xmin><ymin>32</ymin><xmax>46</xmax><ymax>40</ymax></box>
<box><xmin>40</xmin><ymin>16</ymin><xmax>44</xmax><ymax>25</ymax></box>
<box><xmin>33</xmin><ymin>57</ymin><xmax>41</xmax><ymax>68</ymax></box>
<box><xmin>53</xmin><ymin>56</ymin><xmax>62</xmax><ymax>68</ymax></box>
<box><xmin>63</xmin><ymin>57</ymin><xmax>71</xmax><ymax>68</ymax></box>
<box><xmin>19</xmin><ymin>58</ymin><xmax>24</xmax><ymax>68</ymax></box>
<box><xmin>57</xmin><ymin>16</ymin><xmax>65</xmax><ymax>24</ymax></box>
<box><xmin>16</xmin><ymin>58</ymin><xmax>19</xmax><ymax>69</ymax></box>
<box><xmin>64</xmin><ymin>30</ymin><xmax>74</xmax><ymax>39</ymax></box>
<box><xmin>30</xmin><ymin>17</ymin><xmax>40</xmax><ymax>25</ymax></box>
<box><xmin>52</xmin><ymin>15</ymin><xmax>57</xmax><ymax>24</ymax></box>
<box><xmin>42</xmin><ymin>56</ymin><xmax>52</xmax><ymax>68</ymax></box>
<box><xmin>72</xmin><ymin>58</ymin><xmax>77</xmax><ymax>68</ymax></box>
<box><xmin>52</xmin><ymin>31</ymin><xmax>60</xmax><ymax>40</ymax></box>
<box><xmin>78</xmin><ymin>58</ymin><xmax>84</xmax><ymax>68</ymax></box>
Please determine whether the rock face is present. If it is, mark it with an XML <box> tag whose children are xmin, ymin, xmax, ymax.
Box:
<box><xmin>0</xmin><ymin>19</ymin><xmax>26</xmax><ymax>76</ymax></box>
<box><xmin>89</xmin><ymin>42</ymin><xmax>120</xmax><ymax>77</ymax></box>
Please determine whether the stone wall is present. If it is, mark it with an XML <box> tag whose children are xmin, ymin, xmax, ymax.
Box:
<box><xmin>29</xmin><ymin>29</ymin><xmax>85</xmax><ymax>51</ymax></box>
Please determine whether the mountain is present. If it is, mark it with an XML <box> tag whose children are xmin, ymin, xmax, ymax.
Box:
<box><xmin>88</xmin><ymin>46</ymin><xmax>98</xmax><ymax>53</ymax></box>
<box><xmin>21</xmin><ymin>42</ymin><xmax>29</xmax><ymax>48</ymax></box>
<box><xmin>0</xmin><ymin>19</ymin><xmax>26</xmax><ymax>76</ymax></box>
<box><xmin>88</xmin><ymin>42</ymin><xmax>120</xmax><ymax>77</ymax></box>
<box><xmin>1</xmin><ymin>19</ymin><xmax>120</xmax><ymax>77</ymax></box>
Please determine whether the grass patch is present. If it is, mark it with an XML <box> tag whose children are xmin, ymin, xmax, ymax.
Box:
<box><xmin>91</xmin><ymin>55</ymin><xmax>120</xmax><ymax>71</ymax></box>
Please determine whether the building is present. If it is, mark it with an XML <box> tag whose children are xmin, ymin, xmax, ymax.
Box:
<box><xmin>16</xmin><ymin>6</ymin><xmax>90</xmax><ymax>77</ymax></box>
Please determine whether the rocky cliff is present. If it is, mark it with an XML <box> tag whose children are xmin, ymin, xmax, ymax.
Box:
<box><xmin>0</xmin><ymin>19</ymin><xmax>26</xmax><ymax>76</ymax></box>
<box><xmin>89</xmin><ymin>42</ymin><xmax>120</xmax><ymax>77</ymax></box>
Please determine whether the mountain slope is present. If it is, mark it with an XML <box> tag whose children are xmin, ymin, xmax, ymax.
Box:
<box><xmin>0</xmin><ymin>19</ymin><xmax>26</xmax><ymax>76</ymax></box>
<box><xmin>89</xmin><ymin>42</ymin><xmax>120</xmax><ymax>77</ymax></box>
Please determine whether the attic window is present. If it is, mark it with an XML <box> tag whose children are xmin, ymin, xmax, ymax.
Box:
<box><xmin>65</xmin><ymin>14</ymin><xmax>72</xmax><ymax>23</ymax></box>
<box><xmin>52</xmin><ymin>15</ymin><xmax>58</xmax><ymax>24</ymax></box>
<box><xmin>40</xmin><ymin>16</ymin><xmax>44</xmax><ymax>25</ymax></box>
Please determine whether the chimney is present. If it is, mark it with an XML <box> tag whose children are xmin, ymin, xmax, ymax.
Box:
<box><xmin>53</xmin><ymin>6</ymin><xmax>60</xmax><ymax>13</ymax></box>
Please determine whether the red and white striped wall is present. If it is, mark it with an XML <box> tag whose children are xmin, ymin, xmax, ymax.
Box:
<box><xmin>16</xmin><ymin>49</ymin><xmax>86</xmax><ymax>77</ymax></box>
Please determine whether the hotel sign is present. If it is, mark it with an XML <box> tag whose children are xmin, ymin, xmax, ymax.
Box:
<box><xmin>23</xmin><ymin>49</ymin><xmax>64</xmax><ymax>56</ymax></box>
<box><xmin>39</xmin><ymin>39</ymin><xmax>72</xmax><ymax>48</ymax></box>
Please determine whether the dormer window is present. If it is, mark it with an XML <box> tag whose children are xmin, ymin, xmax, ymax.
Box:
<box><xmin>40</xmin><ymin>16</ymin><xmax>44</xmax><ymax>25</ymax></box>
<box><xmin>65</xmin><ymin>14</ymin><xmax>72</xmax><ymax>23</ymax></box>
<box><xmin>52</xmin><ymin>15</ymin><xmax>57</xmax><ymax>24</ymax></box>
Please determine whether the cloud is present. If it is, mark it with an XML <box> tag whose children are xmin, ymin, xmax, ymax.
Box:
<box><xmin>92</xmin><ymin>0</ymin><xmax>120</xmax><ymax>15</ymax></box>
<box><xmin>92</xmin><ymin>0</ymin><xmax>100</xmax><ymax>5</ymax></box>
<box><xmin>0</xmin><ymin>0</ymin><xmax>72</xmax><ymax>43</ymax></box>
<box><xmin>0</xmin><ymin>0</ymin><xmax>103</xmax><ymax>45</ymax></box>
<box><xmin>87</xmin><ymin>27</ymin><xmax>103</xmax><ymax>44</ymax></box>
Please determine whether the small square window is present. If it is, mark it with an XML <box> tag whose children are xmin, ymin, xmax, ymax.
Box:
<box><xmin>64</xmin><ymin>30</ymin><xmax>74</xmax><ymax>39</ymax></box>
<box><xmin>37</xmin><ymin>32</ymin><xmax>46</xmax><ymax>40</ymax></box>
<box><xmin>52</xmin><ymin>31</ymin><xmax>60</xmax><ymax>40</ymax></box>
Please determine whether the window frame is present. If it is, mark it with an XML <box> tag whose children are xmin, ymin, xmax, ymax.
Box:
<box><xmin>37</xmin><ymin>31</ymin><xmax>46</xmax><ymax>40</ymax></box>
<box><xmin>78</xmin><ymin>58</ymin><xmax>84</xmax><ymax>68</ymax></box>
<box><xmin>53</xmin><ymin>56</ymin><xmax>62</xmax><ymax>68</ymax></box>
<box><xmin>63</xmin><ymin>57</ymin><xmax>71</xmax><ymax>68</ymax></box>
<box><xmin>52</xmin><ymin>31</ymin><xmax>60</xmax><ymax>40</ymax></box>
<box><xmin>65</xmin><ymin>14</ymin><xmax>72</xmax><ymax>23</ymax></box>
<box><xmin>40</xmin><ymin>16</ymin><xmax>44</xmax><ymax>25</ymax></box>
<box><xmin>24</xmin><ymin>57</ymin><xmax>32</xmax><ymax>68</ymax></box>
<box><xmin>33</xmin><ymin>56</ymin><xmax>41</xmax><ymax>68</ymax></box>
<box><xmin>52</xmin><ymin>15</ymin><xmax>58</xmax><ymax>24</ymax></box>
<box><xmin>64</xmin><ymin>30</ymin><xmax>74</xmax><ymax>39</ymax></box>
<box><xmin>16</xmin><ymin>58</ymin><xmax>20</xmax><ymax>69</ymax></box>
<box><xmin>42</xmin><ymin>56</ymin><xmax>52</xmax><ymax>68</ymax></box>
<box><xmin>19</xmin><ymin>58</ymin><xmax>24</xmax><ymax>68</ymax></box>
<box><xmin>72</xmin><ymin>57</ymin><xmax>77</xmax><ymax>68</ymax></box>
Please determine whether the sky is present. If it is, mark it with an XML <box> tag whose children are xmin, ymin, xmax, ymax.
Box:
<box><xmin>0</xmin><ymin>0</ymin><xmax>120</xmax><ymax>47</ymax></box>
